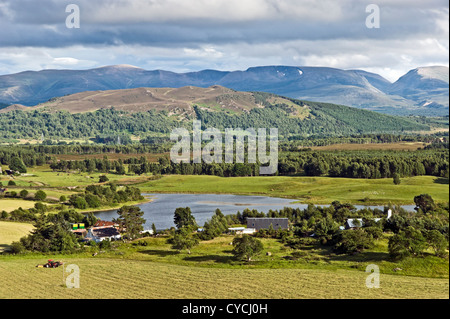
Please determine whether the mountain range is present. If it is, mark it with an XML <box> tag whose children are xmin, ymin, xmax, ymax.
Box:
<box><xmin>0</xmin><ymin>64</ymin><xmax>448</xmax><ymax>116</ymax></box>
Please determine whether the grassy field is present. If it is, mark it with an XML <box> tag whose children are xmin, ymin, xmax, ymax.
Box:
<box><xmin>0</xmin><ymin>165</ymin><xmax>134</xmax><ymax>188</ymax></box>
<box><xmin>0</xmin><ymin>221</ymin><xmax>34</xmax><ymax>252</ymax></box>
<box><xmin>0</xmin><ymin>235</ymin><xmax>448</xmax><ymax>299</ymax></box>
<box><xmin>137</xmin><ymin>175</ymin><xmax>449</xmax><ymax>205</ymax></box>
<box><xmin>0</xmin><ymin>199</ymin><xmax>37</xmax><ymax>212</ymax></box>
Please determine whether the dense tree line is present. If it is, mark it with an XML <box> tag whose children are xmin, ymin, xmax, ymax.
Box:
<box><xmin>114</xmin><ymin>149</ymin><xmax>450</xmax><ymax>179</ymax></box>
<box><xmin>42</xmin><ymin>148</ymin><xmax>449</xmax><ymax>179</ymax></box>
<box><xmin>282</xmin><ymin>133</ymin><xmax>448</xmax><ymax>148</ymax></box>
<box><xmin>0</xmin><ymin>109</ymin><xmax>184</xmax><ymax>140</ymax></box>
<box><xmin>0</xmin><ymin>147</ymin><xmax>48</xmax><ymax>167</ymax></box>
<box><xmin>49</xmin><ymin>158</ymin><xmax>126</xmax><ymax>175</ymax></box>
<box><xmin>278</xmin><ymin>149</ymin><xmax>449</xmax><ymax>178</ymax></box>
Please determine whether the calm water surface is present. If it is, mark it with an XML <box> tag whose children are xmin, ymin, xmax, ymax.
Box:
<box><xmin>93</xmin><ymin>193</ymin><xmax>416</xmax><ymax>230</ymax></box>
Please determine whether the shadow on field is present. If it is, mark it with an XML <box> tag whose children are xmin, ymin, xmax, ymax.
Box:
<box><xmin>327</xmin><ymin>251</ymin><xmax>390</xmax><ymax>263</ymax></box>
<box><xmin>434</xmin><ymin>177</ymin><xmax>449</xmax><ymax>185</ymax></box>
<box><xmin>183</xmin><ymin>254</ymin><xmax>234</xmax><ymax>264</ymax></box>
<box><xmin>0</xmin><ymin>244</ymin><xmax>11</xmax><ymax>252</ymax></box>
<box><xmin>138</xmin><ymin>249</ymin><xmax>180</xmax><ymax>257</ymax></box>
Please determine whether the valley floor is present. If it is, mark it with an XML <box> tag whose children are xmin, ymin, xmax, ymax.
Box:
<box><xmin>1</xmin><ymin>168</ymin><xmax>448</xmax><ymax>299</ymax></box>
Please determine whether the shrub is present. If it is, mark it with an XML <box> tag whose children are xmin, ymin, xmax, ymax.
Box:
<box><xmin>34</xmin><ymin>202</ymin><xmax>47</xmax><ymax>213</ymax></box>
<box><xmin>19</xmin><ymin>189</ymin><xmax>29</xmax><ymax>198</ymax></box>
<box><xmin>34</xmin><ymin>190</ymin><xmax>47</xmax><ymax>201</ymax></box>
<box><xmin>364</xmin><ymin>226</ymin><xmax>383</xmax><ymax>239</ymax></box>
<box><xmin>72</xmin><ymin>197</ymin><xmax>88</xmax><ymax>209</ymax></box>
<box><xmin>9</xmin><ymin>241</ymin><xmax>25</xmax><ymax>254</ymax></box>
<box><xmin>393</xmin><ymin>173</ymin><xmax>401</xmax><ymax>185</ymax></box>
<box><xmin>1</xmin><ymin>211</ymin><xmax>8</xmax><ymax>219</ymax></box>
<box><xmin>85</xmin><ymin>194</ymin><xmax>101</xmax><ymax>208</ymax></box>
<box><xmin>424</xmin><ymin>230</ymin><xmax>448</xmax><ymax>257</ymax></box>
<box><xmin>99</xmin><ymin>175</ymin><xmax>109</xmax><ymax>183</ymax></box>
<box><xmin>333</xmin><ymin>229</ymin><xmax>374</xmax><ymax>254</ymax></box>
<box><xmin>388</xmin><ymin>226</ymin><xmax>427</xmax><ymax>259</ymax></box>
<box><xmin>99</xmin><ymin>239</ymin><xmax>111</xmax><ymax>250</ymax></box>
<box><xmin>232</xmin><ymin>234</ymin><xmax>264</xmax><ymax>262</ymax></box>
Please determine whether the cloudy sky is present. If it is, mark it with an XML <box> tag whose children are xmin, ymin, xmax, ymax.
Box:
<box><xmin>0</xmin><ymin>0</ymin><xmax>448</xmax><ymax>81</ymax></box>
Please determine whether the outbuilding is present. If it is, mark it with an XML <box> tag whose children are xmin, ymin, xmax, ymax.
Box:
<box><xmin>86</xmin><ymin>227</ymin><xmax>121</xmax><ymax>243</ymax></box>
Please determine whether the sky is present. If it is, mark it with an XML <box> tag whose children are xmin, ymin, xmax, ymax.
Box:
<box><xmin>0</xmin><ymin>0</ymin><xmax>448</xmax><ymax>82</ymax></box>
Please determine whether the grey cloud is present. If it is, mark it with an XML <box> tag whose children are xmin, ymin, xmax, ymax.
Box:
<box><xmin>0</xmin><ymin>0</ymin><xmax>447</xmax><ymax>80</ymax></box>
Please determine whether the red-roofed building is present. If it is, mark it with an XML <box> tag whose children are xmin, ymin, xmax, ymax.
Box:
<box><xmin>94</xmin><ymin>220</ymin><xmax>119</xmax><ymax>228</ymax></box>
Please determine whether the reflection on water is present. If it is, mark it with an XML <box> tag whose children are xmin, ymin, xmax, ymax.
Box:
<box><xmin>93</xmin><ymin>193</ymin><xmax>416</xmax><ymax>231</ymax></box>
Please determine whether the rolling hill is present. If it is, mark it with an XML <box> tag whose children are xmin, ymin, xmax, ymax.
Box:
<box><xmin>0</xmin><ymin>86</ymin><xmax>432</xmax><ymax>140</ymax></box>
<box><xmin>3</xmin><ymin>85</ymin><xmax>266</xmax><ymax>116</ymax></box>
<box><xmin>0</xmin><ymin>65</ymin><xmax>448</xmax><ymax>115</ymax></box>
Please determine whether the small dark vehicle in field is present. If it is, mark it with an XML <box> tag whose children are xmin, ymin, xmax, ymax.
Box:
<box><xmin>36</xmin><ymin>259</ymin><xmax>64</xmax><ymax>268</ymax></box>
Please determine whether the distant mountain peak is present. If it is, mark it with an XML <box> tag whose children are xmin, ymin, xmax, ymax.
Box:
<box><xmin>96</xmin><ymin>64</ymin><xmax>143</xmax><ymax>70</ymax></box>
<box><xmin>416</xmin><ymin>66</ymin><xmax>449</xmax><ymax>83</ymax></box>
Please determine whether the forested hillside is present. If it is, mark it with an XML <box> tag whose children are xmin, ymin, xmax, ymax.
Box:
<box><xmin>0</xmin><ymin>94</ymin><xmax>432</xmax><ymax>141</ymax></box>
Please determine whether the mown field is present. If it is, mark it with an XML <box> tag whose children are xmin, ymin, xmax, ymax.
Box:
<box><xmin>0</xmin><ymin>199</ymin><xmax>37</xmax><ymax>213</ymax></box>
<box><xmin>137</xmin><ymin>175</ymin><xmax>449</xmax><ymax>205</ymax></box>
<box><xmin>0</xmin><ymin>221</ymin><xmax>34</xmax><ymax>252</ymax></box>
<box><xmin>0</xmin><ymin>234</ymin><xmax>448</xmax><ymax>299</ymax></box>
<box><xmin>0</xmin><ymin>257</ymin><xmax>448</xmax><ymax>299</ymax></box>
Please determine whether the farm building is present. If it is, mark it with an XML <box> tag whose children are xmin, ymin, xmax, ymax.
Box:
<box><xmin>86</xmin><ymin>227</ymin><xmax>121</xmax><ymax>243</ymax></box>
<box><xmin>78</xmin><ymin>220</ymin><xmax>122</xmax><ymax>243</ymax></box>
<box><xmin>72</xmin><ymin>228</ymin><xmax>87</xmax><ymax>238</ymax></box>
<box><xmin>71</xmin><ymin>223</ymin><xmax>87</xmax><ymax>238</ymax></box>
<box><xmin>246</xmin><ymin>218</ymin><xmax>289</xmax><ymax>231</ymax></box>
<box><xmin>94</xmin><ymin>220</ymin><xmax>119</xmax><ymax>228</ymax></box>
